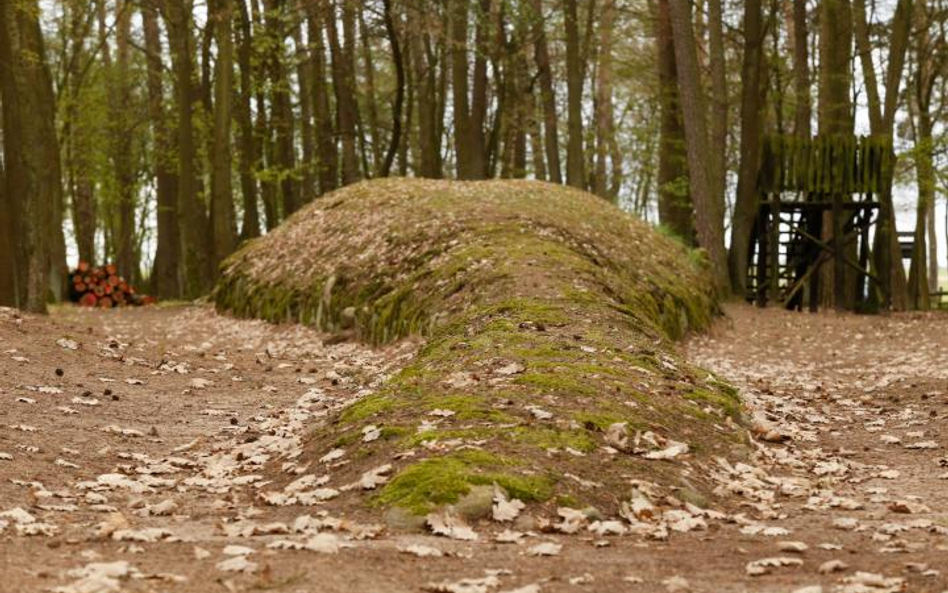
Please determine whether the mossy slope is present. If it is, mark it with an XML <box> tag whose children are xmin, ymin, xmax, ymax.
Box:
<box><xmin>216</xmin><ymin>178</ymin><xmax>745</xmax><ymax>517</ymax></box>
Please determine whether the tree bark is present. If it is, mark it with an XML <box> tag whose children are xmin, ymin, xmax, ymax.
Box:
<box><xmin>563</xmin><ymin>0</ymin><xmax>585</xmax><ymax>188</ymax></box>
<box><xmin>111</xmin><ymin>0</ymin><xmax>137</xmax><ymax>282</ymax></box>
<box><xmin>853</xmin><ymin>0</ymin><xmax>911</xmax><ymax>310</ymax></box>
<box><xmin>307</xmin><ymin>0</ymin><xmax>338</xmax><ymax>194</ymax></box>
<box><xmin>293</xmin><ymin>1</ymin><xmax>316</xmax><ymax>205</ymax></box>
<box><xmin>408</xmin><ymin>0</ymin><xmax>441</xmax><ymax>178</ymax></box>
<box><xmin>593</xmin><ymin>0</ymin><xmax>618</xmax><ymax>201</ymax></box>
<box><xmin>328</xmin><ymin>0</ymin><xmax>361</xmax><ymax>185</ymax></box>
<box><xmin>668</xmin><ymin>0</ymin><xmax>729</xmax><ymax>293</ymax></box>
<box><xmin>210</xmin><ymin>0</ymin><xmax>237</xmax><ymax>270</ymax></box>
<box><xmin>0</xmin><ymin>0</ymin><xmax>67</xmax><ymax>312</ymax></box>
<box><xmin>0</xmin><ymin>142</ymin><xmax>17</xmax><ymax>306</ymax></box>
<box><xmin>907</xmin><ymin>0</ymin><xmax>930</xmax><ymax>309</ymax></box>
<box><xmin>263</xmin><ymin>0</ymin><xmax>299</xmax><ymax>214</ymax></box>
<box><xmin>450</xmin><ymin>0</ymin><xmax>476</xmax><ymax>179</ymax></box>
<box><xmin>791</xmin><ymin>0</ymin><xmax>810</xmax><ymax>137</ymax></box>
<box><xmin>655</xmin><ymin>0</ymin><xmax>692</xmax><ymax>244</ymax></box>
<box><xmin>469</xmin><ymin>0</ymin><xmax>490</xmax><ymax>178</ymax></box>
<box><xmin>707</xmin><ymin>0</ymin><xmax>727</xmax><ymax>212</ymax></box>
<box><xmin>380</xmin><ymin>0</ymin><xmax>404</xmax><ymax>177</ymax></box>
<box><xmin>358</xmin><ymin>5</ymin><xmax>382</xmax><ymax>175</ymax></box>
<box><xmin>728</xmin><ymin>0</ymin><xmax>762</xmax><ymax>294</ymax></box>
<box><xmin>163</xmin><ymin>0</ymin><xmax>209</xmax><ymax>297</ymax></box>
<box><xmin>144</xmin><ymin>0</ymin><xmax>181</xmax><ymax>298</ymax></box>
<box><xmin>235</xmin><ymin>0</ymin><xmax>260</xmax><ymax>238</ymax></box>
<box><xmin>528</xmin><ymin>0</ymin><xmax>561</xmax><ymax>184</ymax></box>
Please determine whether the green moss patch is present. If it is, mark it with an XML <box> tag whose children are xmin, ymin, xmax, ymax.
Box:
<box><xmin>215</xmin><ymin>179</ymin><xmax>747</xmax><ymax>518</ymax></box>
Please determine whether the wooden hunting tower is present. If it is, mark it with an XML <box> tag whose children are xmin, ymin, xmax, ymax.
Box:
<box><xmin>747</xmin><ymin>135</ymin><xmax>894</xmax><ymax>311</ymax></box>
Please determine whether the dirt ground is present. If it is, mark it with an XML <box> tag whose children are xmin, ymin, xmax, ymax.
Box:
<box><xmin>0</xmin><ymin>303</ymin><xmax>945</xmax><ymax>593</ymax></box>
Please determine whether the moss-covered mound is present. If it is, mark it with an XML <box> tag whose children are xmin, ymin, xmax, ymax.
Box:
<box><xmin>216</xmin><ymin>178</ymin><xmax>746</xmax><ymax>518</ymax></box>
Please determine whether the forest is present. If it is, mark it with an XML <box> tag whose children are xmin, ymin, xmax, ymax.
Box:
<box><xmin>4</xmin><ymin>2</ymin><xmax>948</xmax><ymax>591</ymax></box>
<box><xmin>0</xmin><ymin>0</ymin><xmax>942</xmax><ymax>313</ymax></box>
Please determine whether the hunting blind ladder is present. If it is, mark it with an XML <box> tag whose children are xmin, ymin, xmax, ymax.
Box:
<box><xmin>748</xmin><ymin>134</ymin><xmax>894</xmax><ymax>311</ymax></box>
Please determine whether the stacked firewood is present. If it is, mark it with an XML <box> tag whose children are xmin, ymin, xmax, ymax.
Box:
<box><xmin>67</xmin><ymin>262</ymin><xmax>154</xmax><ymax>308</ymax></box>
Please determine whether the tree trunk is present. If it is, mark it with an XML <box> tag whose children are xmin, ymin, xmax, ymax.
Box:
<box><xmin>907</xmin><ymin>0</ymin><xmax>930</xmax><ymax>309</ymax></box>
<box><xmin>210</xmin><ymin>0</ymin><xmax>237</xmax><ymax>270</ymax></box>
<box><xmin>163</xmin><ymin>0</ymin><xmax>209</xmax><ymax>297</ymax></box>
<box><xmin>380</xmin><ymin>0</ymin><xmax>404</xmax><ymax>177</ymax></box>
<box><xmin>816</xmin><ymin>0</ymin><xmax>853</xmax><ymax>309</ymax></box>
<box><xmin>853</xmin><ymin>0</ymin><xmax>911</xmax><ymax>310</ymax></box>
<box><xmin>668</xmin><ymin>0</ymin><xmax>729</xmax><ymax>293</ymax></box>
<box><xmin>928</xmin><ymin>190</ymin><xmax>938</xmax><ymax>292</ymax></box>
<box><xmin>408</xmin><ymin>0</ymin><xmax>441</xmax><ymax>178</ymax></box>
<box><xmin>655</xmin><ymin>0</ymin><xmax>692</xmax><ymax>244</ymax></box>
<box><xmin>593</xmin><ymin>0</ymin><xmax>617</xmax><ymax>201</ymax></box>
<box><xmin>707</xmin><ymin>0</ymin><xmax>727</xmax><ymax>211</ymax></box>
<box><xmin>0</xmin><ymin>0</ymin><xmax>66</xmax><ymax>312</ymax></box>
<box><xmin>728</xmin><ymin>0</ymin><xmax>762</xmax><ymax>294</ymax></box>
<box><xmin>264</xmin><ymin>0</ymin><xmax>299</xmax><ymax>214</ymax></box>
<box><xmin>450</xmin><ymin>0</ymin><xmax>475</xmax><ymax>179</ymax></box>
<box><xmin>111</xmin><ymin>1</ymin><xmax>137</xmax><ymax>283</ymax></box>
<box><xmin>144</xmin><ymin>0</ymin><xmax>181</xmax><ymax>298</ymax></box>
<box><xmin>293</xmin><ymin>1</ymin><xmax>317</xmax><ymax>205</ymax></box>
<box><xmin>358</xmin><ymin>5</ymin><xmax>382</xmax><ymax>175</ymax></box>
<box><xmin>563</xmin><ymin>0</ymin><xmax>584</xmax><ymax>188</ymax></box>
<box><xmin>909</xmin><ymin>99</ymin><xmax>933</xmax><ymax>310</ymax></box>
<box><xmin>307</xmin><ymin>1</ymin><xmax>338</xmax><ymax>194</ymax></box>
<box><xmin>528</xmin><ymin>0</ymin><xmax>561</xmax><ymax>184</ymax></box>
<box><xmin>791</xmin><ymin>0</ymin><xmax>811</xmax><ymax>137</ymax></box>
<box><xmin>235</xmin><ymin>0</ymin><xmax>260</xmax><ymax>239</ymax></box>
<box><xmin>0</xmin><ymin>147</ymin><xmax>17</xmax><ymax>306</ymax></box>
<box><xmin>328</xmin><ymin>0</ymin><xmax>361</xmax><ymax>185</ymax></box>
<box><xmin>468</xmin><ymin>0</ymin><xmax>490</xmax><ymax>178</ymax></box>
<box><xmin>64</xmin><ymin>5</ymin><xmax>97</xmax><ymax>268</ymax></box>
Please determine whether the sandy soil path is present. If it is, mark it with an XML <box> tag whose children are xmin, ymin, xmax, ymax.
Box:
<box><xmin>0</xmin><ymin>304</ymin><xmax>945</xmax><ymax>593</ymax></box>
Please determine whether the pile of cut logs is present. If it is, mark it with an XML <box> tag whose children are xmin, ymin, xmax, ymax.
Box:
<box><xmin>67</xmin><ymin>262</ymin><xmax>154</xmax><ymax>308</ymax></box>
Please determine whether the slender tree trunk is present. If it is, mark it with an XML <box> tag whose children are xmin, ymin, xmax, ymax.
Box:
<box><xmin>707</xmin><ymin>0</ymin><xmax>727</xmax><ymax>211</ymax></box>
<box><xmin>909</xmin><ymin>101</ymin><xmax>933</xmax><ymax>310</ymax></box>
<box><xmin>111</xmin><ymin>1</ymin><xmax>137</xmax><ymax>282</ymax></box>
<box><xmin>528</xmin><ymin>0</ymin><xmax>561</xmax><ymax>184</ymax></box>
<box><xmin>450</xmin><ymin>0</ymin><xmax>475</xmax><ymax>179</ymax></box>
<box><xmin>853</xmin><ymin>0</ymin><xmax>911</xmax><ymax>310</ymax></box>
<box><xmin>308</xmin><ymin>1</ymin><xmax>338</xmax><ymax>194</ymax></box>
<box><xmin>292</xmin><ymin>3</ymin><xmax>316</xmax><ymax>205</ymax></box>
<box><xmin>235</xmin><ymin>0</ymin><xmax>260</xmax><ymax>238</ymax></box>
<box><xmin>163</xmin><ymin>0</ymin><xmax>208</xmax><ymax>297</ymax></box>
<box><xmin>263</xmin><ymin>0</ymin><xmax>299</xmax><ymax>214</ymax></box>
<box><xmin>468</xmin><ymin>0</ymin><xmax>490</xmax><ymax>178</ymax></box>
<box><xmin>593</xmin><ymin>0</ymin><xmax>617</xmax><ymax>201</ymax></box>
<box><xmin>529</xmin><ymin>93</ymin><xmax>547</xmax><ymax>181</ymax></box>
<box><xmin>210</xmin><ymin>0</ymin><xmax>237</xmax><ymax>269</ymax></box>
<box><xmin>816</xmin><ymin>0</ymin><xmax>853</xmax><ymax>309</ymax></box>
<box><xmin>144</xmin><ymin>0</ymin><xmax>181</xmax><ymax>297</ymax></box>
<box><xmin>791</xmin><ymin>0</ymin><xmax>811</xmax><ymax>137</ymax></box>
<box><xmin>563</xmin><ymin>0</ymin><xmax>584</xmax><ymax>188</ymax></box>
<box><xmin>358</xmin><ymin>5</ymin><xmax>382</xmax><ymax>175</ymax></box>
<box><xmin>655</xmin><ymin>0</ymin><xmax>692</xmax><ymax>244</ymax></box>
<box><xmin>907</xmin><ymin>0</ymin><xmax>930</xmax><ymax>309</ymax></box>
<box><xmin>380</xmin><ymin>0</ymin><xmax>404</xmax><ymax>177</ymax></box>
<box><xmin>64</xmin><ymin>6</ymin><xmax>97</xmax><ymax>268</ymax></box>
<box><xmin>928</xmin><ymin>192</ymin><xmax>937</xmax><ymax>292</ymax></box>
<box><xmin>668</xmin><ymin>0</ymin><xmax>729</xmax><ymax>293</ymax></box>
<box><xmin>408</xmin><ymin>0</ymin><xmax>441</xmax><ymax>178</ymax></box>
<box><xmin>728</xmin><ymin>0</ymin><xmax>762</xmax><ymax>294</ymax></box>
<box><xmin>256</xmin><ymin>90</ymin><xmax>279</xmax><ymax>229</ymax></box>
<box><xmin>328</xmin><ymin>0</ymin><xmax>361</xmax><ymax>185</ymax></box>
